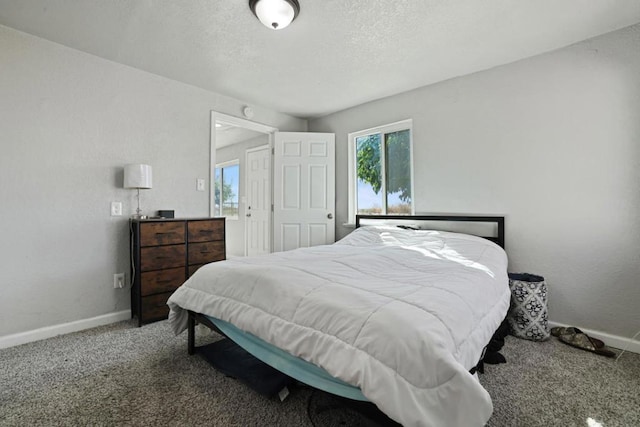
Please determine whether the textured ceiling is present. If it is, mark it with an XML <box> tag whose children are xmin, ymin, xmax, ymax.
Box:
<box><xmin>1</xmin><ymin>0</ymin><xmax>639</xmax><ymax>119</ymax></box>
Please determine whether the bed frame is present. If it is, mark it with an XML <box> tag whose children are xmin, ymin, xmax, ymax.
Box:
<box><xmin>355</xmin><ymin>214</ymin><xmax>505</xmax><ymax>249</ymax></box>
<box><xmin>185</xmin><ymin>214</ymin><xmax>507</xmax><ymax>423</ymax></box>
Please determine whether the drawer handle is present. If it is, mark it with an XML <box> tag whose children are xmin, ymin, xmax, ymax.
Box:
<box><xmin>156</xmin><ymin>232</ymin><xmax>175</xmax><ymax>236</ymax></box>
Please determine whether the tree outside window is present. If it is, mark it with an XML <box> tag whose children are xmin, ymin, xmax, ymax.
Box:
<box><xmin>214</xmin><ymin>162</ymin><xmax>239</xmax><ymax>218</ymax></box>
<box><xmin>354</xmin><ymin>126</ymin><xmax>412</xmax><ymax>216</ymax></box>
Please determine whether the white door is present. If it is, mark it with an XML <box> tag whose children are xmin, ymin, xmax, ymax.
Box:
<box><xmin>273</xmin><ymin>132</ymin><xmax>335</xmax><ymax>252</ymax></box>
<box><xmin>245</xmin><ymin>145</ymin><xmax>271</xmax><ymax>256</ymax></box>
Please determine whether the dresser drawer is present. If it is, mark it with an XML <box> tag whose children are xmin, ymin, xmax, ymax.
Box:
<box><xmin>140</xmin><ymin>245</ymin><xmax>186</xmax><ymax>271</ymax></box>
<box><xmin>188</xmin><ymin>219</ymin><xmax>224</xmax><ymax>242</ymax></box>
<box><xmin>140</xmin><ymin>222</ymin><xmax>185</xmax><ymax>247</ymax></box>
<box><xmin>188</xmin><ymin>241</ymin><xmax>225</xmax><ymax>265</ymax></box>
<box><xmin>140</xmin><ymin>266</ymin><xmax>185</xmax><ymax>296</ymax></box>
<box><xmin>141</xmin><ymin>292</ymin><xmax>172</xmax><ymax>321</ymax></box>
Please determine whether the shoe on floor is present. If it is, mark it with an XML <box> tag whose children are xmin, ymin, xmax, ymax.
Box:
<box><xmin>553</xmin><ymin>327</ymin><xmax>616</xmax><ymax>358</ymax></box>
<box><xmin>550</xmin><ymin>327</ymin><xmax>605</xmax><ymax>348</ymax></box>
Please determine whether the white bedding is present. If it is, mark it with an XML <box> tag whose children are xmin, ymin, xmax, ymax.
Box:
<box><xmin>168</xmin><ymin>225</ymin><xmax>510</xmax><ymax>427</ymax></box>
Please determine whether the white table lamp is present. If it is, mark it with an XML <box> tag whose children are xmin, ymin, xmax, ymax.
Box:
<box><xmin>124</xmin><ymin>164</ymin><xmax>152</xmax><ymax>219</ymax></box>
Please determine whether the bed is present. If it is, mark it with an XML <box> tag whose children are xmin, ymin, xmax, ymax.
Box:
<box><xmin>167</xmin><ymin>214</ymin><xmax>510</xmax><ymax>427</ymax></box>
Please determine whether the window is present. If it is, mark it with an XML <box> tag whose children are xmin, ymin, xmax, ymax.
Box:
<box><xmin>348</xmin><ymin>120</ymin><xmax>413</xmax><ymax>223</ymax></box>
<box><xmin>214</xmin><ymin>160</ymin><xmax>240</xmax><ymax>219</ymax></box>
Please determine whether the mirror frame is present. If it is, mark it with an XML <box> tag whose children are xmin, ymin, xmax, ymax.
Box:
<box><xmin>210</xmin><ymin>111</ymin><xmax>278</xmax><ymax>218</ymax></box>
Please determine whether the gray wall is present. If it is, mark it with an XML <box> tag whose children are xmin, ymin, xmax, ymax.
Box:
<box><xmin>309</xmin><ymin>24</ymin><xmax>640</xmax><ymax>339</ymax></box>
<box><xmin>216</xmin><ymin>134</ymin><xmax>270</xmax><ymax>257</ymax></box>
<box><xmin>0</xmin><ymin>25</ymin><xmax>305</xmax><ymax>338</ymax></box>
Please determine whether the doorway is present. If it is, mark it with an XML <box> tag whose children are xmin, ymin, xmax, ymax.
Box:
<box><xmin>273</xmin><ymin>132</ymin><xmax>336</xmax><ymax>251</ymax></box>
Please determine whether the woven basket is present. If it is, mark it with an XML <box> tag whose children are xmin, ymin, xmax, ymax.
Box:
<box><xmin>507</xmin><ymin>273</ymin><xmax>549</xmax><ymax>341</ymax></box>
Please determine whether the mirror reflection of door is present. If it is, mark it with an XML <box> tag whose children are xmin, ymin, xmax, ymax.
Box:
<box><xmin>212</xmin><ymin>113</ymin><xmax>277</xmax><ymax>257</ymax></box>
<box><xmin>245</xmin><ymin>146</ymin><xmax>271</xmax><ymax>256</ymax></box>
<box><xmin>211</xmin><ymin>112</ymin><xmax>336</xmax><ymax>257</ymax></box>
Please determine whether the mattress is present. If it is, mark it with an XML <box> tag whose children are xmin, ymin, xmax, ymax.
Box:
<box><xmin>168</xmin><ymin>225</ymin><xmax>510</xmax><ymax>427</ymax></box>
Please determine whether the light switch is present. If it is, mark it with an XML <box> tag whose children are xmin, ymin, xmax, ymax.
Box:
<box><xmin>196</xmin><ymin>179</ymin><xmax>206</xmax><ymax>192</ymax></box>
<box><xmin>111</xmin><ymin>201</ymin><xmax>122</xmax><ymax>216</ymax></box>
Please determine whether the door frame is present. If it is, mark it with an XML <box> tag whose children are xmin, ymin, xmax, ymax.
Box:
<box><xmin>210</xmin><ymin>111</ymin><xmax>278</xmax><ymax>255</ymax></box>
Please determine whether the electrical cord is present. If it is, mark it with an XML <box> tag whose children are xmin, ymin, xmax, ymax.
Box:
<box><xmin>615</xmin><ymin>328</ymin><xmax>640</xmax><ymax>362</ymax></box>
<box><xmin>306</xmin><ymin>389</ymin><xmax>317</xmax><ymax>427</ymax></box>
<box><xmin>129</xmin><ymin>219</ymin><xmax>135</xmax><ymax>289</ymax></box>
<box><xmin>306</xmin><ymin>389</ymin><xmax>352</xmax><ymax>427</ymax></box>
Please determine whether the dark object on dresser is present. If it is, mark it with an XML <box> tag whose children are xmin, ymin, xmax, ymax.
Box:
<box><xmin>157</xmin><ymin>210</ymin><xmax>175</xmax><ymax>219</ymax></box>
<box><xmin>130</xmin><ymin>218</ymin><xmax>225</xmax><ymax>326</ymax></box>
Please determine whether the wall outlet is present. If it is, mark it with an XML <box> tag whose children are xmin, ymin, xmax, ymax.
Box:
<box><xmin>196</xmin><ymin>178</ymin><xmax>205</xmax><ymax>191</ymax></box>
<box><xmin>111</xmin><ymin>201</ymin><xmax>122</xmax><ymax>216</ymax></box>
<box><xmin>113</xmin><ymin>273</ymin><xmax>125</xmax><ymax>289</ymax></box>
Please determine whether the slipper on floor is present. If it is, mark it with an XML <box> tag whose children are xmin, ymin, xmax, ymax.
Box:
<box><xmin>556</xmin><ymin>328</ymin><xmax>616</xmax><ymax>358</ymax></box>
<box><xmin>550</xmin><ymin>327</ymin><xmax>605</xmax><ymax>348</ymax></box>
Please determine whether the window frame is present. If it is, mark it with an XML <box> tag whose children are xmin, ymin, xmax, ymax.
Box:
<box><xmin>347</xmin><ymin>119</ymin><xmax>415</xmax><ymax>224</ymax></box>
<box><xmin>214</xmin><ymin>159</ymin><xmax>240</xmax><ymax>220</ymax></box>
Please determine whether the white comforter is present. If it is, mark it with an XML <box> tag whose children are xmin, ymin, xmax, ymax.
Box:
<box><xmin>167</xmin><ymin>226</ymin><xmax>510</xmax><ymax>427</ymax></box>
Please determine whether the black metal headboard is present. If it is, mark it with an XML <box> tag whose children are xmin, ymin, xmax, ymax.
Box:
<box><xmin>355</xmin><ymin>214</ymin><xmax>505</xmax><ymax>249</ymax></box>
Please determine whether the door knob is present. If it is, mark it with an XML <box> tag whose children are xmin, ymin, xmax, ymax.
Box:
<box><xmin>246</xmin><ymin>213</ymin><xmax>252</xmax><ymax>217</ymax></box>
<box><xmin>327</xmin><ymin>213</ymin><xmax>333</xmax><ymax>219</ymax></box>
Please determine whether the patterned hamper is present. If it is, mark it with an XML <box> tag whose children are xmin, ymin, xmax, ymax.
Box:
<box><xmin>507</xmin><ymin>273</ymin><xmax>550</xmax><ymax>341</ymax></box>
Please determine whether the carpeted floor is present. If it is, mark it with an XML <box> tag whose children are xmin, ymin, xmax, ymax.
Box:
<box><xmin>0</xmin><ymin>319</ymin><xmax>638</xmax><ymax>427</ymax></box>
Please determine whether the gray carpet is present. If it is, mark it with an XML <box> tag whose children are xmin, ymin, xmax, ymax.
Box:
<box><xmin>0</xmin><ymin>319</ymin><xmax>638</xmax><ymax>426</ymax></box>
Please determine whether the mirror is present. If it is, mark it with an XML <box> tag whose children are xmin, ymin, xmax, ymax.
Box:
<box><xmin>211</xmin><ymin>112</ymin><xmax>277</xmax><ymax>258</ymax></box>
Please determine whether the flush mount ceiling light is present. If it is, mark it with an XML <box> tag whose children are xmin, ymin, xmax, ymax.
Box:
<box><xmin>249</xmin><ymin>0</ymin><xmax>300</xmax><ymax>30</ymax></box>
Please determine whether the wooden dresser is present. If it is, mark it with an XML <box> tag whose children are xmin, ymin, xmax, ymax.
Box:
<box><xmin>130</xmin><ymin>217</ymin><xmax>225</xmax><ymax>326</ymax></box>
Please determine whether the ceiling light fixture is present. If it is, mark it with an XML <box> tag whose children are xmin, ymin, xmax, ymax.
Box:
<box><xmin>249</xmin><ymin>0</ymin><xmax>300</xmax><ymax>30</ymax></box>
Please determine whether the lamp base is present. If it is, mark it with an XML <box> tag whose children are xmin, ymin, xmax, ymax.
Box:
<box><xmin>130</xmin><ymin>214</ymin><xmax>149</xmax><ymax>220</ymax></box>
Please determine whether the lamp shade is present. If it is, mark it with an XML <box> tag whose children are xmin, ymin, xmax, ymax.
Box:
<box><xmin>250</xmin><ymin>0</ymin><xmax>299</xmax><ymax>30</ymax></box>
<box><xmin>124</xmin><ymin>164</ymin><xmax>152</xmax><ymax>189</ymax></box>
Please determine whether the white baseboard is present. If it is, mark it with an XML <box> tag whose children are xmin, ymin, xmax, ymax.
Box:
<box><xmin>0</xmin><ymin>310</ymin><xmax>131</xmax><ymax>350</ymax></box>
<box><xmin>548</xmin><ymin>321</ymin><xmax>640</xmax><ymax>355</ymax></box>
